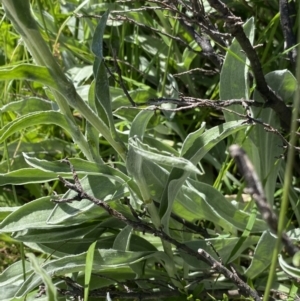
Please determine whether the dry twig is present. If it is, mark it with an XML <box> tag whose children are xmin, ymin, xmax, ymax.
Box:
<box><xmin>229</xmin><ymin>144</ymin><xmax>299</xmax><ymax>257</ymax></box>
<box><xmin>53</xmin><ymin>159</ymin><xmax>261</xmax><ymax>301</ymax></box>
<box><xmin>206</xmin><ymin>0</ymin><xmax>292</xmax><ymax>130</ymax></box>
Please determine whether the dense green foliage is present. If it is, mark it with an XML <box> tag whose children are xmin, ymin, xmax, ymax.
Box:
<box><xmin>0</xmin><ymin>1</ymin><xmax>300</xmax><ymax>300</ymax></box>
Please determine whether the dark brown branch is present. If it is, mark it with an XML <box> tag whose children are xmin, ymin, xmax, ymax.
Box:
<box><xmin>279</xmin><ymin>0</ymin><xmax>297</xmax><ymax>66</ymax></box>
<box><xmin>168</xmin><ymin>0</ymin><xmax>228</xmax><ymax>48</ymax></box>
<box><xmin>53</xmin><ymin>159</ymin><xmax>261</xmax><ymax>301</ymax></box>
<box><xmin>122</xmin><ymin>98</ymin><xmax>300</xmax><ymax>154</ymax></box>
<box><xmin>178</xmin><ymin>19</ymin><xmax>223</xmax><ymax>68</ymax></box>
<box><xmin>206</xmin><ymin>0</ymin><xmax>292</xmax><ymax>130</ymax></box>
<box><xmin>146</xmin><ymin>97</ymin><xmax>262</xmax><ymax>107</ymax></box>
<box><xmin>173</xmin><ymin>68</ymin><xmax>218</xmax><ymax>76</ymax></box>
<box><xmin>229</xmin><ymin>145</ymin><xmax>299</xmax><ymax>257</ymax></box>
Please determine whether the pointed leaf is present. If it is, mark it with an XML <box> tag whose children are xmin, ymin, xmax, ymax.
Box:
<box><xmin>91</xmin><ymin>11</ymin><xmax>109</xmax><ymax>59</ymax></box>
<box><xmin>113</xmin><ymin>225</ymin><xmax>133</xmax><ymax>251</ymax></box>
<box><xmin>245</xmin><ymin>231</ymin><xmax>277</xmax><ymax>278</ymax></box>
<box><xmin>26</xmin><ymin>253</ymin><xmax>58</xmax><ymax>301</ymax></box>
<box><xmin>279</xmin><ymin>254</ymin><xmax>300</xmax><ymax>279</ymax></box>
<box><xmin>129</xmin><ymin>137</ymin><xmax>202</xmax><ymax>174</ymax></box>
<box><xmin>129</xmin><ymin>110</ymin><xmax>154</xmax><ymax>139</ymax></box>
<box><xmin>84</xmin><ymin>241</ymin><xmax>97</xmax><ymax>301</ymax></box>
<box><xmin>220</xmin><ymin>17</ymin><xmax>254</xmax><ymax>104</ymax></box>
<box><xmin>159</xmin><ymin>121</ymin><xmax>249</xmax><ymax>232</ymax></box>
<box><xmin>0</xmin><ymin>111</ymin><xmax>69</xmax><ymax>143</ymax></box>
<box><xmin>0</xmin><ymin>197</ymin><xmax>56</xmax><ymax>233</ymax></box>
<box><xmin>0</xmin><ymin>64</ymin><xmax>58</xmax><ymax>90</ymax></box>
<box><xmin>16</xmin><ymin>249</ymin><xmax>155</xmax><ymax>296</ymax></box>
<box><xmin>0</xmin><ymin>97</ymin><xmax>56</xmax><ymax>114</ymax></box>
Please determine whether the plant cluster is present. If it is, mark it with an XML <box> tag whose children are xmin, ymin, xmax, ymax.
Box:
<box><xmin>0</xmin><ymin>1</ymin><xmax>300</xmax><ymax>301</ymax></box>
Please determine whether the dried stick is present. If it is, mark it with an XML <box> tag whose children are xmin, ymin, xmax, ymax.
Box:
<box><xmin>207</xmin><ymin>0</ymin><xmax>292</xmax><ymax>130</ymax></box>
<box><xmin>54</xmin><ymin>159</ymin><xmax>261</xmax><ymax>301</ymax></box>
<box><xmin>229</xmin><ymin>144</ymin><xmax>299</xmax><ymax>257</ymax></box>
<box><xmin>279</xmin><ymin>0</ymin><xmax>297</xmax><ymax>66</ymax></box>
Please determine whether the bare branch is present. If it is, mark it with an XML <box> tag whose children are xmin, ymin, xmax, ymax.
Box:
<box><xmin>279</xmin><ymin>0</ymin><xmax>297</xmax><ymax>66</ymax></box>
<box><xmin>229</xmin><ymin>145</ymin><xmax>299</xmax><ymax>257</ymax></box>
<box><xmin>207</xmin><ymin>0</ymin><xmax>292</xmax><ymax>130</ymax></box>
<box><xmin>53</xmin><ymin>159</ymin><xmax>261</xmax><ymax>301</ymax></box>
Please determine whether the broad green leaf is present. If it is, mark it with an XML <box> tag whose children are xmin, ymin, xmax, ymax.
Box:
<box><xmin>0</xmin><ymin>260</ymin><xmax>33</xmax><ymax>301</ymax></box>
<box><xmin>0</xmin><ymin>156</ymin><xmax>35</xmax><ymax>175</ymax></box>
<box><xmin>140</xmin><ymin>159</ymin><xmax>169</xmax><ymax>201</ymax></box>
<box><xmin>126</xmin><ymin>110</ymin><xmax>155</xmax><ymax>201</ymax></box>
<box><xmin>1</xmin><ymin>139</ymin><xmax>76</xmax><ymax>160</ymax></box>
<box><xmin>23</xmin><ymin>155</ymin><xmax>141</xmax><ymax>197</ymax></box>
<box><xmin>0</xmin><ymin>260</ymin><xmax>32</xmax><ymax>287</ymax></box>
<box><xmin>94</xmin><ymin>59</ymin><xmax>117</xmax><ymax>136</ymax></box>
<box><xmin>261</xmin><ymin>70</ymin><xmax>296</xmax><ymax>103</ymax></box>
<box><xmin>25</xmin><ymin>233</ymin><xmax>158</xmax><ymax>258</ymax></box>
<box><xmin>129</xmin><ymin>137</ymin><xmax>202</xmax><ymax>175</ymax></box>
<box><xmin>0</xmin><ymin>64</ymin><xmax>58</xmax><ymax>90</ymax></box>
<box><xmin>279</xmin><ymin>254</ymin><xmax>300</xmax><ymax>279</ymax></box>
<box><xmin>26</xmin><ymin>253</ymin><xmax>58</xmax><ymax>301</ymax></box>
<box><xmin>168</xmin><ymin>180</ymin><xmax>267</xmax><ymax>232</ymax></box>
<box><xmin>113</xmin><ymin>225</ymin><xmax>133</xmax><ymax>251</ymax></box>
<box><xmin>47</xmin><ymin>198</ymin><xmax>132</xmax><ymax>227</ymax></box>
<box><xmin>159</xmin><ymin>120</ymin><xmax>249</xmax><ymax>232</ymax></box>
<box><xmin>251</xmin><ymin>70</ymin><xmax>297</xmax><ymax>205</ymax></box>
<box><xmin>0</xmin><ymin>168</ymin><xmax>70</xmax><ymax>185</ymax></box>
<box><xmin>84</xmin><ymin>241</ymin><xmax>97</xmax><ymax>301</ymax></box>
<box><xmin>220</xmin><ymin>17</ymin><xmax>254</xmax><ymax>105</ymax></box>
<box><xmin>0</xmin><ymin>97</ymin><xmax>57</xmax><ymax>114</ymax></box>
<box><xmin>144</xmin><ymin>136</ymin><xmax>179</xmax><ymax>156</ymax></box>
<box><xmin>16</xmin><ymin>249</ymin><xmax>156</xmax><ymax>296</ymax></box>
<box><xmin>91</xmin><ymin>11</ymin><xmax>109</xmax><ymax>59</ymax></box>
<box><xmin>182</xmin><ymin>120</ymin><xmax>248</xmax><ymax>163</ymax></box>
<box><xmin>0</xmin><ymin>197</ymin><xmax>56</xmax><ymax>233</ymax></box>
<box><xmin>129</xmin><ymin>110</ymin><xmax>154</xmax><ymax>138</ymax></box>
<box><xmin>181</xmin><ymin>122</ymin><xmax>206</xmax><ymax>157</ymax></box>
<box><xmin>23</xmin><ymin>155</ymin><xmax>127</xmax><ymax>182</ymax></box>
<box><xmin>0</xmin><ymin>111</ymin><xmax>69</xmax><ymax>143</ymax></box>
<box><xmin>92</xmin><ymin>11</ymin><xmax>118</xmax><ymax>138</ymax></box>
<box><xmin>245</xmin><ymin>231</ymin><xmax>277</xmax><ymax>278</ymax></box>
<box><xmin>87</xmin><ymin>81</ymin><xmax>102</xmax><ymax>164</ymax></box>
<box><xmin>12</xmin><ymin>222</ymin><xmax>100</xmax><ymax>243</ymax></box>
<box><xmin>76</xmin><ymin>267</ymin><xmax>137</xmax><ymax>291</ymax></box>
<box><xmin>293</xmin><ymin>251</ymin><xmax>300</xmax><ymax>267</ymax></box>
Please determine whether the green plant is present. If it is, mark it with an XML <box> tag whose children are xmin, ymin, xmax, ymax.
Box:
<box><xmin>0</xmin><ymin>1</ymin><xmax>299</xmax><ymax>301</ymax></box>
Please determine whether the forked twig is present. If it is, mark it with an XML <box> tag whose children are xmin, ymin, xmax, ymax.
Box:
<box><xmin>229</xmin><ymin>145</ymin><xmax>299</xmax><ymax>257</ymax></box>
<box><xmin>53</xmin><ymin>159</ymin><xmax>261</xmax><ymax>301</ymax></box>
<box><xmin>206</xmin><ymin>0</ymin><xmax>292</xmax><ymax>130</ymax></box>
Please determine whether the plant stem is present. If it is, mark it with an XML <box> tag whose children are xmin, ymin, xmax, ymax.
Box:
<box><xmin>263</xmin><ymin>6</ymin><xmax>300</xmax><ymax>300</ymax></box>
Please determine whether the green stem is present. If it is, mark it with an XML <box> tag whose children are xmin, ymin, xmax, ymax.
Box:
<box><xmin>263</xmin><ymin>7</ymin><xmax>300</xmax><ymax>300</ymax></box>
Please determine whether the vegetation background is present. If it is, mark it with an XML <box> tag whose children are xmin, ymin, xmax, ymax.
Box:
<box><xmin>0</xmin><ymin>0</ymin><xmax>299</xmax><ymax>300</ymax></box>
